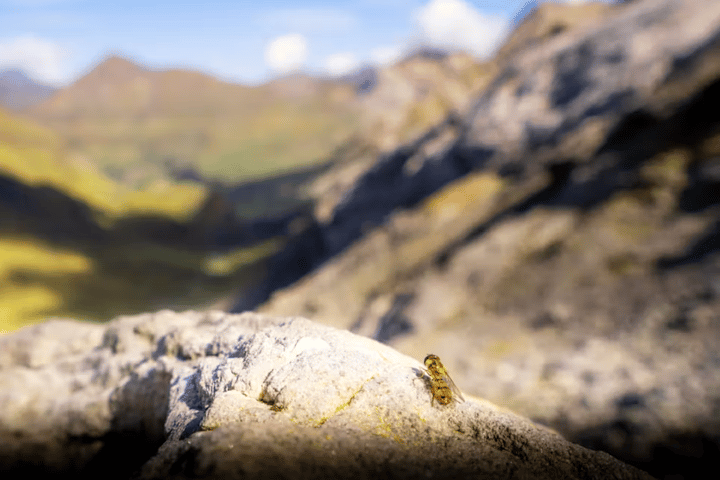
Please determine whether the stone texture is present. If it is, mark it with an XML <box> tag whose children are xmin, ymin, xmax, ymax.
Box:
<box><xmin>0</xmin><ymin>310</ymin><xmax>651</xmax><ymax>479</ymax></box>
<box><xmin>458</xmin><ymin>0</ymin><xmax>720</xmax><ymax>174</ymax></box>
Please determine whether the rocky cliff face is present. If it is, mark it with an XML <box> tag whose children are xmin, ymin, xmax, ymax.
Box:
<box><xmin>256</xmin><ymin>0</ymin><xmax>720</xmax><ymax>477</ymax></box>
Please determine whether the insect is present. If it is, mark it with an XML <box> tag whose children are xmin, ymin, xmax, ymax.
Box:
<box><xmin>423</xmin><ymin>354</ymin><xmax>465</xmax><ymax>406</ymax></box>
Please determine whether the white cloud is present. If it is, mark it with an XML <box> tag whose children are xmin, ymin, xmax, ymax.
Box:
<box><xmin>323</xmin><ymin>52</ymin><xmax>360</xmax><ymax>77</ymax></box>
<box><xmin>370</xmin><ymin>45</ymin><xmax>404</xmax><ymax>66</ymax></box>
<box><xmin>0</xmin><ymin>35</ymin><xmax>68</xmax><ymax>85</ymax></box>
<box><xmin>415</xmin><ymin>0</ymin><xmax>511</xmax><ymax>59</ymax></box>
<box><xmin>264</xmin><ymin>33</ymin><xmax>308</xmax><ymax>74</ymax></box>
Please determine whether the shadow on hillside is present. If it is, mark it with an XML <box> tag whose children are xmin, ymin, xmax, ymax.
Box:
<box><xmin>0</xmin><ymin>169</ymin><xmax>323</xmax><ymax>325</ymax></box>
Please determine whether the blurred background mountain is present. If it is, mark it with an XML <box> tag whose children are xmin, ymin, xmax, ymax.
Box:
<box><xmin>0</xmin><ymin>70</ymin><xmax>57</xmax><ymax>111</ymax></box>
<box><xmin>2</xmin><ymin>0</ymin><xmax>720</xmax><ymax>478</ymax></box>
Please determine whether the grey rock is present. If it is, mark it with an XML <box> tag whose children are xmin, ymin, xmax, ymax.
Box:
<box><xmin>249</xmin><ymin>0</ymin><xmax>720</xmax><ymax>309</ymax></box>
<box><xmin>0</xmin><ymin>310</ymin><xmax>651</xmax><ymax>479</ymax></box>
<box><xmin>458</xmin><ymin>0</ymin><xmax>720</xmax><ymax>174</ymax></box>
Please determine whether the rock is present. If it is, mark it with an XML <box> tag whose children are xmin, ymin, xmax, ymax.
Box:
<box><xmin>304</xmin><ymin>50</ymin><xmax>495</xmax><ymax>230</ymax></box>
<box><xmin>358</xmin><ymin>49</ymin><xmax>494</xmax><ymax>151</ymax></box>
<box><xmin>0</xmin><ymin>310</ymin><xmax>651</xmax><ymax>479</ymax></box>
<box><xmin>494</xmin><ymin>1</ymin><xmax>615</xmax><ymax>65</ymax></box>
<box><xmin>458</xmin><ymin>0</ymin><xmax>720</xmax><ymax>176</ymax></box>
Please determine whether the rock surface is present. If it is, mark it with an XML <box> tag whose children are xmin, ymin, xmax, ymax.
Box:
<box><xmin>0</xmin><ymin>310</ymin><xmax>652</xmax><ymax>479</ymax></box>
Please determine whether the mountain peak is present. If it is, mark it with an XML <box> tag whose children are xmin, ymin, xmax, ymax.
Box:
<box><xmin>84</xmin><ymin>54</ymin><xmax>147</xmax><ymax>84</ymax></box>
<box><xmin>100</xmin><ymin>54</ymin><xmax>144</xmax><ymax>68</ymax></box>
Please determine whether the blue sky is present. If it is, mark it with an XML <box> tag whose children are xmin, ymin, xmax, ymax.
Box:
<box><xmin>0</xmin><ymin>0</ymin><xmax>614</xmax><ymax>86</ymax></box>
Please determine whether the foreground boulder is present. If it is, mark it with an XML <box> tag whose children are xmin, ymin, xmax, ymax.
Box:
<box><xmin>0</xmin><ymin>311</ymin><xmax>651</xmax><ymax>479</ymax></box>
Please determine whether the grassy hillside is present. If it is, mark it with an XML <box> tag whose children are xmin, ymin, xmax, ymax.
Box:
<box><xmin>0</xmin><ymin>107</ymin><xmax>207</xmax><ymax>224</ymax></box>
<box><xmin>0</xmin><ymin>108</ymin><xmax>282</xmax><ymax>331</ymax></box>
<box><xmin>0</xmin><ymin>58</ymin><xmax>364</xmax><ymax>331</ymax></box>
<box><xmin>24</xmin><ymin>57</ymin><xmax>360</xmax><ymax>186</ymax></box>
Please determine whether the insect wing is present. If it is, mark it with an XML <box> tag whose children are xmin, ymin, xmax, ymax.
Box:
<box><xmin>442</xmin><ymin>368</ymin><xmax>465</xmax><ymax>403</ymax></box>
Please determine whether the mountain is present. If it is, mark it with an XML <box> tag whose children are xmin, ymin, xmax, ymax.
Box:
<box><xmin>303</xmin><ymin>0</ymin><xmax>620</xmax><ymax>228</ymax></box>
<box><xmin>358</xmin><ymin>49</ymin><xmax>493</xmax><ymax>150</ymax></box>
<box><xmin>25</xmin><ymin>55</ymin><xmax>360</xmax><ymax>186</ymax></box>
<box><xmin>0</xmin><ymin>69</ymin><xmax>56</xmax><ymax>111</ymax></box>
<box><xmin>251</xmin><ymin>0</ymin><xmax>720</xmax><ymax>478</ymax></box>
<box><xmin>336</xmin><ymin>65</ymin><xmax>378</xmax><ymax>94</ymax></box>
<box><xmin>297</xmin><ymin>49</ymin><xmax>494</xmax><ymax>226</ymax></box>
<box><xmin>495</xmin><ymin>0</ymin><xmax>614</xmax><ymax>63</ymax></box>
<box><xmin>28</xmin><ymin>55</ymin><xmax>255</xmax><ymax>118</ymax></box>
<box><xmin>0</xmin><ymin>45</ymin><xmax>497</xmax><ymax>331</ymax></box>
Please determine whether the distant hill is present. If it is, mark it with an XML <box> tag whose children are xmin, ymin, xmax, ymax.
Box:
<box><xmin>25</xmin><ymin>55</ymin><xmax>360</xmax><ymax>186</ymax></box>
<box><xmin>0</xmin><ymin>69</ymin><xmax>56</xmax><ymax>111</ymax></box>
<box><xmin>28</xmin><ymin>55</ymin><xmax>255</xmax><ymax>118</ymax></box>
<box><xmin>1</xmin><ymin>49</ymin><xmax>494</xmax><ymax>328</ymax></box>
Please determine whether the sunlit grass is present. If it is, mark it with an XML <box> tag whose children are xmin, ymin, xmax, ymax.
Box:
<box><xmin>0</xmin><ymin>285</ymin><xmax>68</xmax><ymax>332</ymax></box>
<box><xmin>202</xmin><ymin>239</ymin><xmax>283</xmax><ymax>276</ymax></box>
<box><xmin>197</xmin><ymin>107</ymin><xmax>359</xmax><ymax>181</ymax></box>
<box><xmin>0</xmin><ymin>237</ymin><xmax>93</xmax><ymax>330</ymax></box>
<box><xmin>35</xmin><ymin>94</ymin><xmax>359</xmax><ymax>185</ymax></box>
<box><xmin>422</xmin><ymin>172</ymin><xmax>505</xmax><ymax>220</ymax></box>
<box><xmin>0</xmin><ymin>108</ymin><xmax>61</xmax><ymax>149</ymax></box>
<box><xmin>0</xmin><ymin>137</ymin><xmax>207</xmax><ymax>226</ymax></box>
<box><xmin>0</xmin><ymin>235</ymin><xmax>283</xmax><ymax>332</ymax></box>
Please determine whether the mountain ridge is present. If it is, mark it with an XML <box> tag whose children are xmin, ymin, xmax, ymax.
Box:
<box><xmin>27</xmin><ymin>54</ymin><xmax>258</xmax><ymax>119</ymax></box>
<box><xmin>22</xmin><ymin>54</ymin><xmax>361</xmax><ymax>186</ymax></box>
<box><xmin>0</xmin><ymin>69</ymin><xmax>56</xmax><ymax>111</ymax></box>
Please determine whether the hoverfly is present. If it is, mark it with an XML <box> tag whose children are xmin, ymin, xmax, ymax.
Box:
<box><xmin>423</xmin><ymin>354</ymin><xmax>465</xmax><ymax>406</ymax></box>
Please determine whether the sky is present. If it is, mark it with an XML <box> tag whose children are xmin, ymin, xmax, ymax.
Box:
<box><xmin>0</xmin><ymin>0</ymin><xmax>616</xmax><ymax>87</ymax></box>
